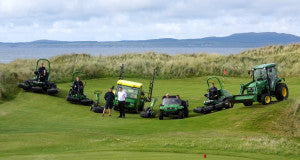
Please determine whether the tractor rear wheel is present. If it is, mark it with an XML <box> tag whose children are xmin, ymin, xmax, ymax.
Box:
<box><xmin>275</xmin><ymin>83</ymin><xmax>289</xmax><ymax>101</ymax></box>
<box><xmin>243</xmin><ymin>101</ymin><xmax>253</xmax><ymax>106</ymax></box>
<box><xmin>159</xmin><ymin>111</ymin><xmax>164</xmax><ymax>120</ymax></box>
<box><xmin>261</xmin><ymin>94</ymin><xmax>271</xmax><ymax>105</ymax></box>
<box><xmin>178</xmin><ymin>110</ymin><xmax>184</xmax><ymax>119</ymax></box>
<box><xmin>225</xmin><ymin>100</ymin><xmax>234</xmax><ymax>109</ymax></box>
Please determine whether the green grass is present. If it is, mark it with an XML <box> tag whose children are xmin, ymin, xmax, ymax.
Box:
<box><xmin>0</xmin><ymin>76</ymin><xmax>299</xmax><ymax>159</ymax></box>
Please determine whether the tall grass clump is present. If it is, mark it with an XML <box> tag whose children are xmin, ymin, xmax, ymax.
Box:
<box><xmin>0</xmin><ymin>43</ymin><xmax>299</xmax><ymax>101</ymax></box>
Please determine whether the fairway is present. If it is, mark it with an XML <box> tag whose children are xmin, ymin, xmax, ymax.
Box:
<box><xmin>0</xmin><ymin>77</ymin><xmax>299</xmax><ymax>159</ymax></box>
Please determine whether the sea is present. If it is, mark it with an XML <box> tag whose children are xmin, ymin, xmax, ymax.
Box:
<box><xmin>0</xmin><ymin>46</ymin><xmax>249</xmax><ymax>63</ymax></box>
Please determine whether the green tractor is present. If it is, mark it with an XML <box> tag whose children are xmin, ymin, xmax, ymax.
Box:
<box><xmin>158</xmin><ymin>95</ymin><xmax>189</xmax><ymax>120</ymax></box>
<box><xmin>18</xmin><ymin>59</ymin><xmax>59</xmax><ymax>94</ymax></box>
<box><xmin>66</xmin><ymin>71</ymin><xmax>94</xmax><ymax>105</ymax></box>
<box><xmin>193</xmin><ymin>76</ymin><xmax>233</xmax><ymax>114</ymax></box>
<box><xmin>113</xmin><ymin>64</ymin><xmax>156</xmax><ymax>113</ymax></box>
<box><xmin>230</xmin><ymin>63</ymin><xmax>288</xmax><ymax>106</ymax></box>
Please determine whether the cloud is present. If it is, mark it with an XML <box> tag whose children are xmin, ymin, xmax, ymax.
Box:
<box><xmin>0</xmin><ymin>0</ymin><xmax>299</xmax><ymax>42</ymax></box>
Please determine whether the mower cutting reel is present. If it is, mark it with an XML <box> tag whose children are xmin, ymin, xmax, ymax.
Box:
<box><xmin>66</xmin><ymin>71</ymin><xmax>94</xmax><ymax>106</ymax></box>
<box><xmin>193</xmin><ymin>76</ymin><xmax>233</xmax><ymax>114</ymax></box>
<box><xmin>140</xmin><ymin>97</ymin><xmax>157</xmax><ymax>118</ymax></box>
<box><xmin>18</xmin><ymin>59</ymin><xmax>59</xmax><ymax>95</ymax></box>
<box><xmin>90</xmin><ymin>90</ymin><xmax>104</xmax><ymax>113</ymax></box>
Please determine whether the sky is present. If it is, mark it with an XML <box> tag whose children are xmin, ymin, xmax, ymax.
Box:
<box><xmin>0</xmin><ymin>0</ymin><xmax>299</xmax><ymax>42</ymax></box>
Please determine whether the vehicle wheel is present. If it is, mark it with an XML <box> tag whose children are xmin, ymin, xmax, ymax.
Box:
<box><xmin>31</xmin><ymin>86</ymin><xmax>43</xmax><ymax>93</ymax></box>
<box><xmin>261</xmin><ymin>94</ymin><xmax>271</xmax><ymax>105</ymax></box>
<box><xmin>47</xmin><ymin>88</ymin><xmax>59</xmax><ymax>94</ymax></box>
<box><xmin>275</xmin><ymin>83</ymin><xmax>289</xmax><ymax>101</ymax></box>
<box><xmin>243</xmin><ymin>101</ymin><xmax>253</xmax><ymax>106</ymax></box>
<box><xmin>159</xmin><ymin>111</ymin><xmax>164</xmax><ymax>120</ymax></box>
<box><xmin>178</xmin><ymin>110</ymin><xmax>184</xmax><ymax>119</ymax></box>
<box><xmin>66</xmin><ymin>96</ymin><xmax>80</xmax><ymax>102</ymax></box>
<box><xmin>184</xmin><ymin>109</ymin><xmax>189</xmax><ymax>117</ymax></box>
<box><xmin>138</xmin><ymin>103</ymin><xmax>144</xmax><ymax>111</ymax></box>
<box><xmin>225</xmin><ymin>100</ymin><xmax>234</xmax><ymax>109</ymax></box>
<box><xmin>81</xmin><ymin>99</ymin><xmax>94</xmax><ymax>106</ymax></box>
<box><xmin>140</xmin><ymin>111</ymin><xmax>148</xmax><ymax>118</ymax></box>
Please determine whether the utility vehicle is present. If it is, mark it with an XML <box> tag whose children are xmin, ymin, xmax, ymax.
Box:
<box><xmin>159</xmin><ymin>95</ymin><xmax>189</xmax><ymax>120</ymax></box>
<box><xmin>113</xmin><ymin>64</ymin><xmax>156</xmax><ymax>113</ymax></box>
<box><xmin>18</xmin><ymin>59</ymin><xmax>59</xmax><ymax>95</ymax></box>
<box><xmin>193</xmin><ymin>76</ymin><xmax>233</xmax><ymax>114</ymax></box>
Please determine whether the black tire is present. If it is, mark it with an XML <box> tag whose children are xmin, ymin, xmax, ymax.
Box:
<box><xmin>184</xmin><ymin>109</ymin><xmax>189</xmax><ymax>117</ymax></box>
<box><xmin>225</xmin><ymin>100</ymin><xmax>234</xmax><ymax>109</ymax></box>
<box><xmin>261</xmin><ymin>94</ymin><xmax>271</xmax><ymax>105</ymax></box>
<box><xmin>47</xmin><ymin>88</ymin><xmax>59</xmax><ymax>95</ymax></box>
<box><xmin>193</xmin><ymin>107</ymin><xmax>202</xmax><ymax>113</ymax></box>
<box><xmin>159</xmin><ymin>111</ymin><xmax>164</xmax><ymax>120</ymax></box>
<box><xmin>215</xmin><ymin>103</ymin><xmax>224</xmax><ymax>111</ymax></box>
<box><xmin>243</xmin><ymin>101</ymin><xmax>253</xmax><ymax>106</ymax></box>
<box><xmin>275</xmin><ymin>83</ymin><xmax>289</xmax><ymax>101</ymax></box>
<box><xmin>66</xmin><ymin>96</ymin><xmax>80</xmax><ymax>102</ymax></box>
<box><xmin>178</xmin><ymin>110</ymin><xmax>184</xmax><ymax>119</ymax></box>
<box><xmin>140</xmin><ymin>111</ymin><xmax>149</xmax><ymax>118</ymax></box>
<box><xmin>81</xmin><ymin>99</ymin><xmax>94</xmax><ymax>106</ymax></box>
<box><xmin>18</xmin><ymin>83</ymin><xmax>30</xmax><ymax>90</ymax></box>
<box><xmin>91</xmin><ymin>106</ymin><xmax>104</xmax><ymax>113</ymax></box>
<box><xmin>31</xmin><ymin>87</ymin><xmax>43</xmax><ymax>93</ymax></box>
<box><xmin>138</xmin><ymin>103</ymin><xmax>144</xmax><ymax>111</ymax></box>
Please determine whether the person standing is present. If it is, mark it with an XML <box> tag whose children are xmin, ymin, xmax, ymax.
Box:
<box><xmin>117</xmin><ymin>87</ymin><xmax>127</xmax><ymax>118</ymax></box>
<box><xmin>102</xmin><ymin>88</ymin><xmax>115</xmax><ymax>117</ymax></box>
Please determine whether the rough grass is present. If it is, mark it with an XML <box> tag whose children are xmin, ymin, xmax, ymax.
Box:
<box><xmin>0</xmin><ymin>76</ymin><xmax>299</xmax><ymax>159</ymax></box>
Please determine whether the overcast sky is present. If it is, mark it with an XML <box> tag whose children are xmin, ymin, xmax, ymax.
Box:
<box><xmin>0</xmin><ymin>0</ymin><xmax>299</xmax><ymax>42</ymax></box>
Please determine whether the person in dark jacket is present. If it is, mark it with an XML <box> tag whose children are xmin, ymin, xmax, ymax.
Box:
<box><xmin>208</xmin><ymin>83</ymin><xmax>218</xmax><ymax>100</ymax></box>
<box><xmin>37</xmin><ymin>63</ymin><xmax>47</xmax><ymax>82</ymax></box>
<box><xmin>102</xmin><ymin>88</ymin><xmax>115</xmax><ymax>117</ymax></box>
<box><xmin>73</xmin><ymin>77</ymin><xmax>84</xmax><ymax>95</ymax></box>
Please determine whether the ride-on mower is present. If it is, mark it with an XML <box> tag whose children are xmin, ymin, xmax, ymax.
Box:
<box><xmin>66</xmin><ymin>71</ymin><xmax>94</xmax><ymax>105</ymax></box>
<box><xmin>159</xmin><ymin>95</ymin><xmax>189</xmax><ymax>120</ymax></box>
<box><xmin>18</xmin><ymin>59</ymin><xmax>59</xmax><ymax>95</ymax></box>
<box><xmin>230</xmin><ymin>63</ymin><xmax>288</xmax><ymax>106</ymax></box>
<box><xmin>193</xmin><ymin>77</ymin><xmax>233</xmax><ymax>114</ymax></box>
<box><xmin>90</xmin><ymin>90</ymin><xmax>104</xmax><ymax>113</ymax></box>
<box><xmin>113</xmin><ymin>64</ymin><xmax>157</xmax><ymax>113</ymax></box>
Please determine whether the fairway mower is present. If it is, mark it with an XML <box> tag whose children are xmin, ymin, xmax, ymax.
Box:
<box><xmin>113</xmin><ymin>64</ymin><xmax>157</xmax><ymax>113</ymax></box>
<box><xmin>193</xmin><ymin>76</ymin><xmax>233</xmax><ymax>114</ymax></box>
<box><xmin>230</xmin><ymin>63</ymin><xmax>288</xmax><ymax>106</ymax></box>
<box><xmin>159</xmin><ymin>95</ymin><xmax>189</xmax><ymax>120</ymax></box>
<box><xmin>66</xmin><ymin>71</ymin><xmax>94</xmax><ymax>105</ymax></box>
<box><xmin>90</xmin><ymin>90</ymin><xmax>104</xmax><ymax>113</ymax></box>
<box><xmin>18</xmin><ymin>59</ymin><xmax>59</xmax><ymax>95</ymax></box>
<box><xmin>140</xmin><ymin>97</ymin><xmax>157</xmax><ymax>118</ymax></box>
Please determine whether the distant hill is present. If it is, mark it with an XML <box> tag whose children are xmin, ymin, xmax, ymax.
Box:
<box><xmin>1</xmin><ymin>32</ymin><xmax>300</xmax><ymax>48</ymax></box>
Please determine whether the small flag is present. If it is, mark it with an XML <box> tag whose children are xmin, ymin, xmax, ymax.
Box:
<box><xmin>224</xmin><ymin>69</ymin><xmax>227</xmax><ymax>76</ymax></box>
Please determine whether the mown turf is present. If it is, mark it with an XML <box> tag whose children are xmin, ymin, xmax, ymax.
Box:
<box><xmin>0</xmin><ymin>76</ymin><xmax>299</xmax><ymax>159</ymax></box>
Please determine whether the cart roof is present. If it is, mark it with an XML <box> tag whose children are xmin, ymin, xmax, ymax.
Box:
<box><xmin>117</xmin><ymin>80</ymin><xmax>143</xmax><ymax>88</ymax></box>
<box><xmin>253</xmin><ymin>63</ymin><xmax>276</xmax><ymax>69</ymax></box>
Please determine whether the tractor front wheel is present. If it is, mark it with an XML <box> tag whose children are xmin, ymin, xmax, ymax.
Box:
<box><xmin>275</xmin><ymin>83</ymin><xmax>289</xmax><ymax>101</ymax></box>
<box><xmin>159</xmin><ymin>111</ymin><xmax>164</xmax><ymax>120</ymax></box>
<box><xmin>261</xmin><ymin>94</ymin><xmax>271</xmax><ymax>105</ymax></box>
